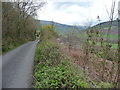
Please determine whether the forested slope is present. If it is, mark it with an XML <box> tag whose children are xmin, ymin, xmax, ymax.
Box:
<box><xmin>2</xmin><ymin>2</ymin><xmax>44</xmax><ymax>53</ymax></box>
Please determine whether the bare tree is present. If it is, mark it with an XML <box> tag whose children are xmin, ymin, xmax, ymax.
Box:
<box><xmin>13</xmin><ymin>0</ymin><xmax>46</xmax><ymax>37</ymax></box>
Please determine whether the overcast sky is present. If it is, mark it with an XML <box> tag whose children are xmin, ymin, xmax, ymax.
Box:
<box><xmin>37</xmin><ymin>0</ymin><xmax>119</xmax><ymax>26</ymax></box>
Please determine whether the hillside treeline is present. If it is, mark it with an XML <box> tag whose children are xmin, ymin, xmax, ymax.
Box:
<box><xmin>2</xmin><ymin>1</ymin><xmax>45</xmax><ymax>52</ymax></box>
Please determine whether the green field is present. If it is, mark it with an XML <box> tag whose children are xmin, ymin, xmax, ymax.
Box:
<box><xmin>96</xmin><ymin>42</ymin><xmax>118</xmax><ymax>49</ymax></box>
<box><xmin>103</xmin><ymin>34</ymin><xmax>118</xmax><ymax>39</ymax></box>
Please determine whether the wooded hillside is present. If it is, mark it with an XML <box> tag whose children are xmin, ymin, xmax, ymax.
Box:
<box><xmin>2</xmin><ymin>2</ymin><xmax>45</xmax><ymax>52</ymax></box>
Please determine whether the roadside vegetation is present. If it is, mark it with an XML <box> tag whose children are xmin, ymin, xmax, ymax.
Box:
<box><xmin>34</xmin><ymin>42</ymin><xmax>89</xmax><ymax>88</ymax></box>
<box><xmin>33</xmin><ymin>24</ymin><xmax>115</xmax><ymax>88</ymax></box>
<box><xmin>34</xmin><ymin>25</ymin><xmax>89</xmax><ymax>88</ymax></box>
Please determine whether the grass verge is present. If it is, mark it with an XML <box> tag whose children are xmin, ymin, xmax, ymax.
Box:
<box><xmin>2</xmin><ymin>40</ymin><xmax>28</xmax><ymax>54</ymax></box>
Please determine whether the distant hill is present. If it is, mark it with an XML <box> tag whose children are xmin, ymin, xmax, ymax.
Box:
<box><xmin>37</xmin><ymin>20</ymin><xmax>87</xmax><ymax>34</ymax></box>
<box><xmin>36</xmin><ymin>19</ymin><xmax>118</xmax><ymax>36</ymax></box>
<box><xmin>95</xmin><ymin>20</ymin><xmax>118</xmax><ymax>29</ymax></box>
<box><xmin>90</xmin><ymin>20</ymin><xmax>118</xmax><ymax>43</ymax></box>
<box><xmin>93</xmin><ymin>20</ymin><xmax>118</xmax><ymax>35</ymax></box>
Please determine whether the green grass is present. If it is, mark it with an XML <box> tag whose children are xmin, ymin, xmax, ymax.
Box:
<box><xmin>2</xmin><ymin>40</ymin><xmax>28</xmax><ymax>54</ymax></box>
<box><xmin>103</xmin><ymin>34</ymin><xmax>118</xmax><ymax>39</ymax></box>
<box><xmin>95</xmin><ymin>41</ymin><xmax>118</xmax><ymax>49</ymax></box>
<box><xmin>110</xmin><ymin>43</ymin><xmax>118</xmax><ymax>49</ymax></box>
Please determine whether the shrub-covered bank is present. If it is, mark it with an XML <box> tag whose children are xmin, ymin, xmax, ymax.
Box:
<box><xmin>34</xmin><ymin>41</ymin><xmax>90</xmax><ymax>88</ymax></box>
<box><xmin>33</xmin><ymin>25</ymin><xmax>113</xmax><ymax>88</ymax></box>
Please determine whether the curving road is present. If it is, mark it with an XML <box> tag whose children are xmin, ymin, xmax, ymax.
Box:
<box><xmin>2</xmin><ymin>40</ymin><xmax>39</xmax><ymax>88</ymax></box>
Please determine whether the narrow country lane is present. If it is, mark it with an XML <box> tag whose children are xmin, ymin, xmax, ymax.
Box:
<box><xmin>2</xmin><ymin>40</ymin><xmax>39</xmax><ymax>88</ymax></box>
